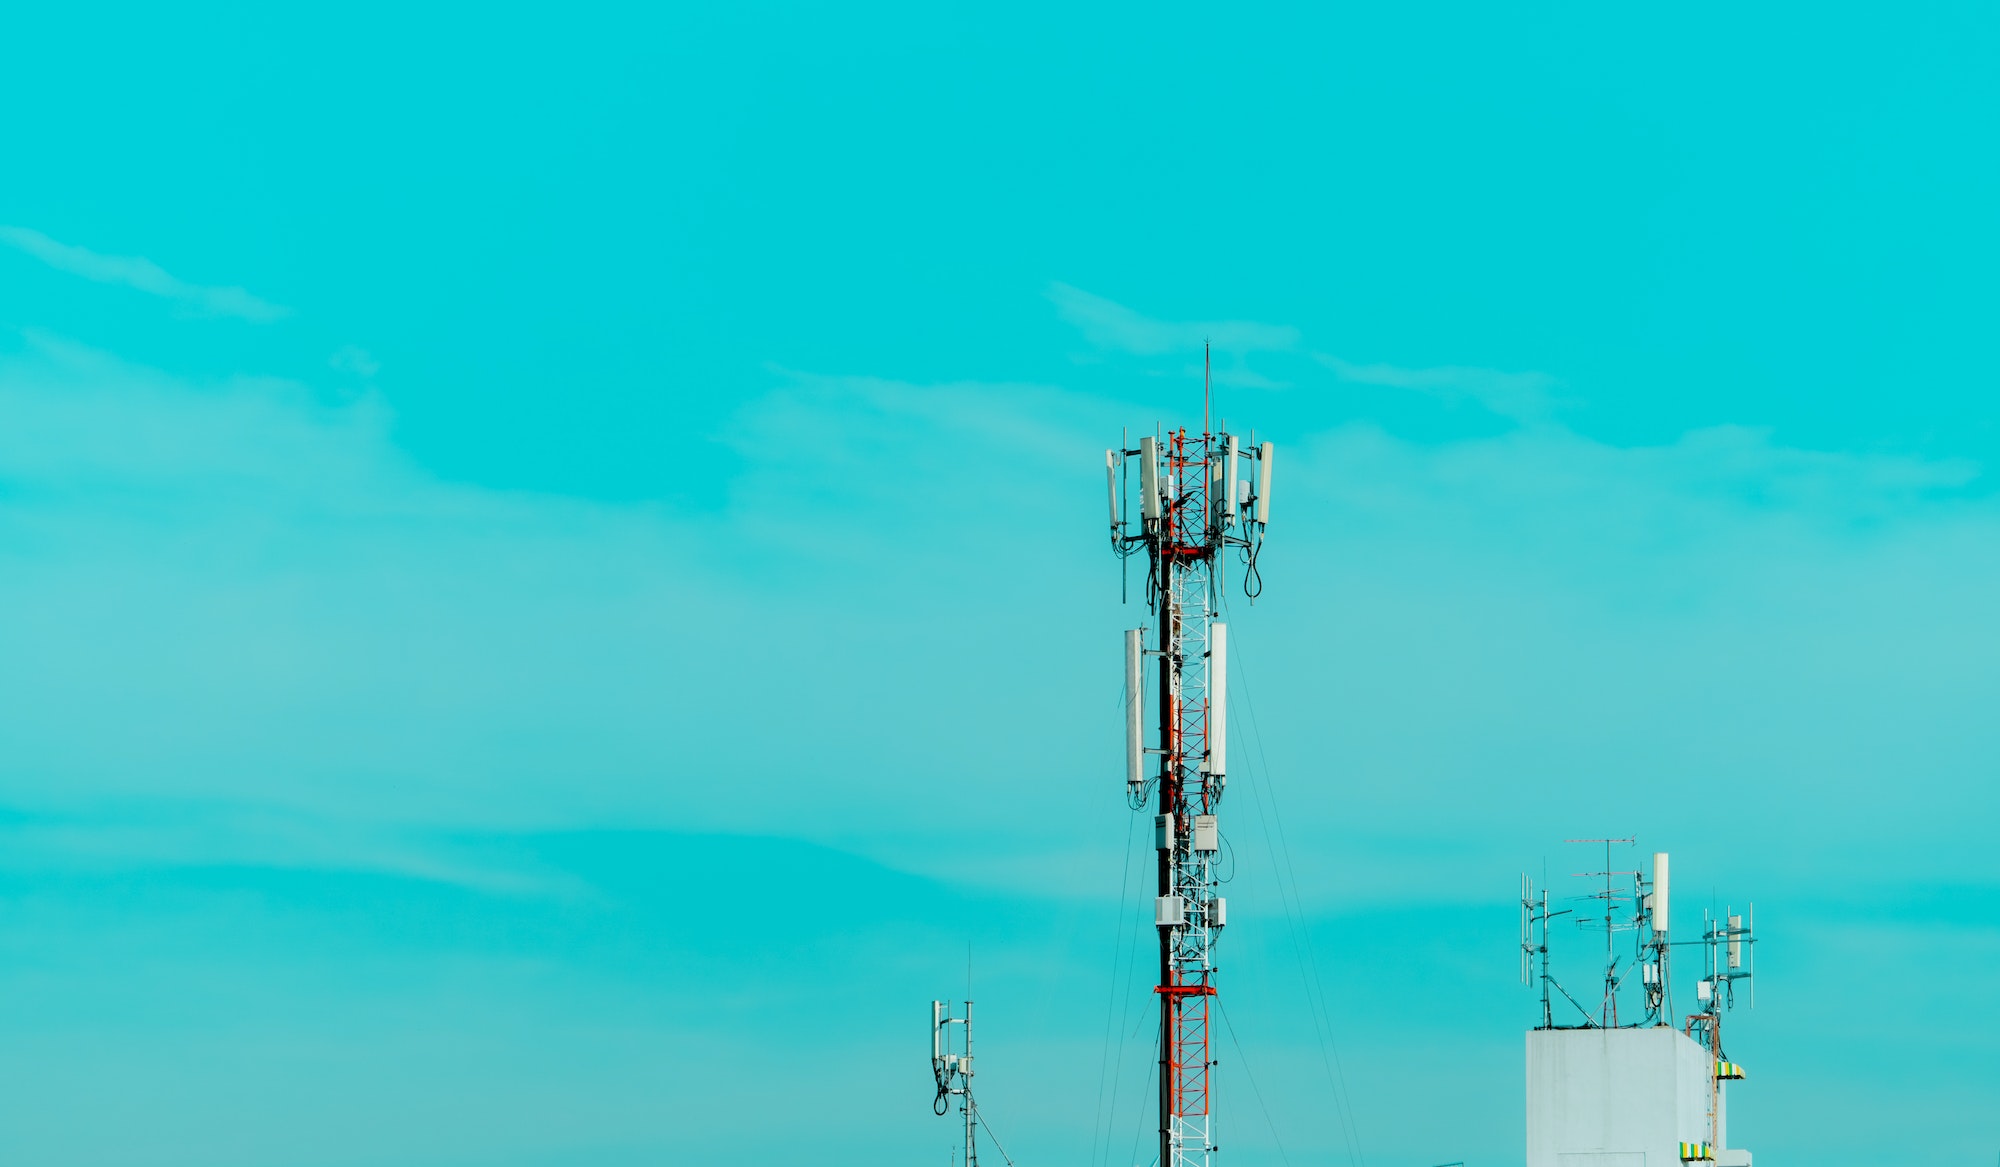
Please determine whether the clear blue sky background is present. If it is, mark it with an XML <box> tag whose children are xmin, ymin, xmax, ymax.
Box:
<box><xmin>2</xmin><ymin>3</ymin><xmax>1996</xmax><ymax>1165</ymax></box>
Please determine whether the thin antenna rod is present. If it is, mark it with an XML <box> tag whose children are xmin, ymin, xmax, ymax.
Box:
<box><xmin>1204</xmin><ymin>340</ymin><xmax>1212</xmax><ymax>438</ymax></box>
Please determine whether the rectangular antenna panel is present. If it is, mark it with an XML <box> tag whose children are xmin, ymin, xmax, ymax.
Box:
<box><xmin>1156</xmin><ymin>895</ymin><xmax>1186</xmax><ymax>927</ymax></box>
<box><xmin>1224</xmin><ymin>435</ymin><xmax>1240</xmax><ymax>522</ymax></box>
<box><xmin>1652</xmin><ymin>852</ymin><xmax>1670</xmax><ymax>934</ymax></box>
<box><xmin>1140</xmin><ymin>436</ymin><xmax>1162</xmax><ymax>521</ymax></box>
<box><xmin>1125</xmin><ymin>629</ymin><xmax>1144</xmax><ymax>790</ymax></box>
<box><xmin>1255</xmin><ymin>442</ymin><xmax>1273</xmax><ymax>524</ymax></box>
<box><xmin>1212</xmin><ymin>896</ymin><xmax>1227</xmax><ymax>927</ymax></box>
<box><xmin>1205</xmin><ymin>623</ymin><xmax>1227</xmax><ymax>776</ymax></box>
<box><xmin>1728</xmin><ymin>913</ymin><xmax>1742</xmax><ymax>969</ymax></box>
<box><xmin>1155</xmin><ymin>813</ymin><xmax>1176</xmax><ymax>850</ymax></box>
<box><xmin>1191</xmin><ymin>814</ymin><xmax>1218</xmax><ymax>852</ymax></box>
<box><xmin>1105</xmin><ymin>449</ymin><xmax>1120</xmax><ymax>528</ymax></box>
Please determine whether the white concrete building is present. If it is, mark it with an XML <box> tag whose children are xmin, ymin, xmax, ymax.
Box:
<box><xmin>1526</xmin><ymin>1027</ymin><xmax>1748</xmax><ymax>1167</ymax></box>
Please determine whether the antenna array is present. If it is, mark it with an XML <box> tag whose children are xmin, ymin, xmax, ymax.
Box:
<box><xmin>1520</xmin><ymin>840</ymin><xmax>1757</xmax><ymax>1040</ymax></box>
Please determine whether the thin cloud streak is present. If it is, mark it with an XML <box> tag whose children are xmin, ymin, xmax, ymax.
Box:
<box><xmin>1315</xmin><ymin>352</ymin><xmax>1559</xmax><ymax>422</ymax></box>
<box><xmin>1047</xmin><ymin>283</ymin><xmax>1561</xmax><ymax>418</ymax></box>
<box><xmin>1046</xmin><ymin>282</ymin><xmax>1299</xmax><ymax>356</ymax></box>
<box><xmin>0</xmin><ymin>226</ymin><xmax>290</xmax><ymax>323</ymax></box>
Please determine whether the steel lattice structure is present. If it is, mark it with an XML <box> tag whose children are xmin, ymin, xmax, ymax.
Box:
<box><xmin>1111</xmin><ymin>423</ymin><xmax>1271</xmax><ymax>1167</ymax></box>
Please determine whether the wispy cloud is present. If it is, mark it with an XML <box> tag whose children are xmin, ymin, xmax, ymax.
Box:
<box><xmin>1046</xmin><ymin>283</ymin><xmax>1570</xmax><ymax>420</ymax></box>
<box><xmin>1315</xmin><ymin>352</ymin><xmax>1559</xmax><ymax>422</ymax></box>
<box><xmin>329</xmin><ymin>344</ymin><xmax>381</xmax><ymax>377</ymax></box>
<box><xmin>1046</xmin><ymin>282</ymin><xmax>1299</xmax><ymax>356</ymax></box>
<box><xmin>0</xmin><ymin>226</ymin><xmax>290</xmax><ymax>323</ymax></box>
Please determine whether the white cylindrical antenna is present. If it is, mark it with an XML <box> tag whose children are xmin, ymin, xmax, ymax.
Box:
<box><xmin>1105</xmin><ymin>449</ymin><xmax>1120</xmax><ymax>530</ymax></box>
<box><xmin>1652</xmin><ymin>852</ymin><xmax>1670</xmax><ymax>935</ymax></box>
<box><xmin>1255</xmin><ymin>442</ymin><xmax>1274</xmax><ymax>524</ymax></box>
<box><xmin>1125</xmin><ymin>629</ymin><xmax>1144</xmax><ymax>792</ymax></box>
<box><xmin>1205</xmin><ymin>623</ymin><xmax>1227</xmax><ymax>777</ymax></box>
<box><xmin>1223</xmin><ymin>434</ymin><xmax>1240</xmax><ymax>524</ymax></box>
<box><xmin>932</xmin><ymin>1000</ymin><xmax>943</xmax><ymax>1062</ymax></box>
<box><xmin>1140</xmin><ymin>436</ymin><xmax>1162</xmax><ymax>522</ymax></box>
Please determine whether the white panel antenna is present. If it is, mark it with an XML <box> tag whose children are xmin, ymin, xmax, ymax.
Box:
<box><xmin>1140</xmin><ymin>435</ymin><xmax>1162</xmax><ymax>522</ymax></box>
<box><xmin>1652</xmin><ymin>852</ymin><xmax>1670</xmax><ymax>936</ymax></box>
<box><xmin>1223</xmin><ymin>435</ymin><xmax>1240</xmax><ymax>523</ymax></box>
<box><xmin>1255</xmin><ymin>441</ymin><xmax>1274</xmax><ymax>524</ymax></box>
<box><xmin>1104</xmin><ymin>449</ymin><xmax>1119</xmax><ymax>530</ymax></box>
<box><xmin>1125</xmin><ymin>629</ymin><xmax>1144</xmax><ymax>795</ymax></box>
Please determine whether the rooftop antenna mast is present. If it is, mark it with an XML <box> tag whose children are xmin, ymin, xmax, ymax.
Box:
<box><xmin>1685</xmin><ymin>904</ymin><xmax>1756</xmax><ymax>1155</ymax></box>
<box><xmin>1107</xmin><ymin>406</ymin><xmax>1273</xmax><ymax>1167</ymax></box>
<box><xmin>1639</xmin><ymin>851</ymin><xmax>1672</xmax><ymax>1027</ymax></box>
<box><xmin>931</xmin><ymin>1001</ymin><xmax>1015</xmax><ymax>1167</ymax></box>
<box><xmin>1520</xmin><ymin>874</ymin><xmax>1581</xmax><ymax>1028</ymax></box>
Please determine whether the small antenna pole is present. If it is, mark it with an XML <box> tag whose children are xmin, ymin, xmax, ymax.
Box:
<box><xmin>929</xmin><ymin>1000</ymin><xmax>984</xmax><ymax>1167</ymax></box>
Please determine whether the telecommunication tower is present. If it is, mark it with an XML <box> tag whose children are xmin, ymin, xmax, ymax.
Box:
<box><xmin>1106</xmin><ymin>396</ymin><xmax>1274</xmax><ymax>1167</ymax></box>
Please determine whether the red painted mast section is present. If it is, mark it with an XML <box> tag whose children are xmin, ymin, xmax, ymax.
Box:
<box><xmin>1155</xmin><ymin>425</ymin><xmax>1217</xmax><ymax>1167</ymax></box>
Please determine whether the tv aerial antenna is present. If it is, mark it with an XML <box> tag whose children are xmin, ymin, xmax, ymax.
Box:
<box><xmin>1566</xmin><ymin>836</ymin><xmax>1641</xmax><ymax>1027</ymax></box>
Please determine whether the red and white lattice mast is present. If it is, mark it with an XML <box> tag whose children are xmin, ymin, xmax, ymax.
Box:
<box><xmin>1107</xmin><ymin>390</ymin><xmax>1273</xmax><ymax>1167</ymax></box>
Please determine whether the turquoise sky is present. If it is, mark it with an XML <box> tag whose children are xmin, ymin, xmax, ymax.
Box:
<box><xmin>2</xmin><ymin>4</ymin><xmax>1997</xmax><ymax>1165</ymax></box>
